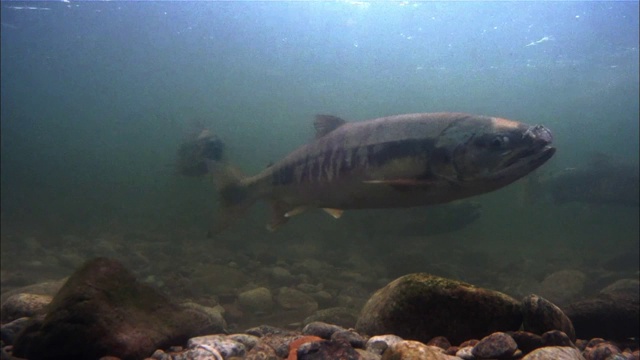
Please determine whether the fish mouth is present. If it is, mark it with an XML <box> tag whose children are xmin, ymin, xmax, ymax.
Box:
<box><xmin>504</xmin><ymin>144</ymin><xmax>555</xmax><ymax>169</ymax></box>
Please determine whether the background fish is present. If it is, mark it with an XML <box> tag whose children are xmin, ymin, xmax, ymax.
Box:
<box><xmin>532</xmin><ymin>153</ymin><xmax>639</xmax><ymax>207</ymax></box>
<box><xmin>194</xmin><ymin>112</ymin><xmax>555</xmax><ymax>232</ymax></box>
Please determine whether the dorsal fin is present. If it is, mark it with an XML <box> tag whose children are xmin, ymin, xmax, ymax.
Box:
<box><xmin>314</xmin><ymin>115</ymin><xmax>346</xmax><ymax>138</ymax></box>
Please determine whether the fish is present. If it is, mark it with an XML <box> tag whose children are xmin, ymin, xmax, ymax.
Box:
<box><xmin>200</xmin><ymin>112</ymin><xmax>555</xmax><ymax>232</ymax></box>
<box><xmin>176</xmin><ymin>128</ymin><xmax>225</xmax><ymax>177</ymax></box>
<box><xmin>533</xmin><ymin>153</ymin><xmax>639</xmax><ymax>207</ymax></box>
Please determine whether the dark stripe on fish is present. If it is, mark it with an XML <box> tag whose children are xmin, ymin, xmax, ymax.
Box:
<box><xmin>271</xmin><ymin>138</ymin><xmax>439</xmax><ymax>186</ymax></box>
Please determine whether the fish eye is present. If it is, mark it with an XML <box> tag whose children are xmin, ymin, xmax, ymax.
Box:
<box><xmin>490</xmin><ymin>136</ymin><xmax>509</xmax><ymax>149</ymax></box>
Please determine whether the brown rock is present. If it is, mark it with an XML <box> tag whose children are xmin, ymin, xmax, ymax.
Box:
<box><xmin>12</xmin><ymin>258</ymin><xmax>224</xmax><ymax>360</ymax></box>
<box><xmin>522</xmin><ymin>346</ymin><xmax>586</xmax><ymax>360</ymax></box>
<box><xmin>522</xmin><ymin>294</ymin><xmax>576</xmax><ymax>341</ymax></box>
<box><xmin>382</xmin><ymin>341</ymin><xmax>456</xmax><ymax>360</ymax></box>
<box><xmin>472</xmin><ymin>332</ymin><xmax>518</xmax><ymax>359</ymax></box>
<box><xmin>355</xmin><ymin>273</ymin><xmax>522</xmax><ymax>345</ymax></box>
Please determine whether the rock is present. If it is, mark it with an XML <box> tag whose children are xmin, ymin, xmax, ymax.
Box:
<box><xmin>600</xmin><ymin>279</ymin><xmax>639</xmax><ymax>295</ymax></box>
<box><xmin>471</xmin><ymin>332</ymin><xmax>518</xmax><ymax>359</ymax></box>
<box><xmin>276</xmin><ymin>287</ymin><xmax>318</xmax><ymax>314</ymax></box>
<box><xmin>522</xmin><ymin>346</ymin><xmax>586</xmax><ymax>360</ymax></box>
<box><xmin>539</xmin><ymin>270</ymin><xmax>587</xmax><ymax>307</ymax></box>
<box><xmin>1</xmin><ymin>293</ymin><xmax>52</xmax><ymax>322</ymax></box>
<box><xmin>256</xmin><ymin>334</ymin><xmax>301</xmax><ymax>358</ymax></box>
<box><xmin>456</xmin><ymin>346</ymin><xmax>474</xmax><ymax>360</ymax></box>
<box><xmin>296</xmin><ymin>339</ymin><xmax>362</xmax><ymax>360</ymax></box>
<box><xmin>426</xmin><ymin>336</ymin><xmax>451</xmax><ymax>350</ymax></box>
<box><xmin>238</xmin><ymin>287</ymin><xmax>274</xmax><ymax>314</ymax></box>
<box><xmin>509</xmin><ymin>331</ymin><xmax>544</xmax><ymax>354</ymax></box>
<box><xmin>365</xmin><ymin>335</ymin><xmax>404</xmax><ymax>355</ymax></box>
<box><xmin>541</xmin><ymin>330</ymin><xmax>574</xmax><ymax>348</ymax></box>
<box><xmin>381</xmin><ymin>340</ymin><xmax>457</xmax><ymax>360</ymax></box>
<box><xmin>227</xmin><ymin>333</ymin><xmax>260</xmax><ymax>351</ymax></box>
<box><xmin>0</xmin><ymin>317</ymin><xmax>34</xmax><ymax>345</ymax></box>
<box><xmin>270</xmin><ymin>266</ymin><xmax>296</xmax><ymax>285</ymax></box>
<box><xmin>331</xmin><ymin>329</ymin><xmax>367</xmax><ymax>349</ymax></box>
<box><xmin>187</xmin><ymin>334</ymin><xmax>246</xmax><ymax>358</ymax></box>
<box><xmin>0</xmin><ymin>278</ymin><xmax>64</xmax><ymax>304</ymax></box>
<box><xmin>565</xmin><ymin>290</ymin><xmax>639</xmax><ymax>340</ymax></box>
<box><xmin>288</xmin><ymin>335</ymin><xmax>323</xmax><ymax>359</ymax></box>
<box><xmin>12</xmin><ymin>257</ymin><xmax>223</xmax><ymax>360</ymax></box>
<box><xmin>582</xmin><ymin>341</ymin><xmax>622</xmax><ymax>360</ymax></box>
<box><xmin>522</xmin><ymin>294</ymin><xmax>576</xmax><ymax>341</ymax></box>
<box><xmin>302</xmin><ymin>321</ymin><xmax>346</xmax><ymax>339</ymax></box>
<box><xmin>355</xmin><ymin>273</ymin><xmax>522</xmax><ymax>344</ymax></box>
<box><xmin>356</xmin><ymin>348</ymin><xmax>383</xmax><ymax>360</ymax></box>
<box><xmin>245</xmin><ymin>341</ymin><xmax>279</xmax><ymax>360</ymax></box>
<box><xmin>245</xmin><ymin>325</ymin><xmax>293</xmax><ymax>337</ymax></box>
<box><xmin>304</xmin><ymin>307</ymin><xmax>359</xmax><ymax>328</ymax></box>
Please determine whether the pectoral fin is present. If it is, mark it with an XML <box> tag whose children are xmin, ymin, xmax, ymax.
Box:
<box><xmin>322</xmin><ymin>208</ymin><xmax>344</xmax><ymax>219</ymax></box>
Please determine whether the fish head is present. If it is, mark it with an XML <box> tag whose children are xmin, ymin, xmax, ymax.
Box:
<box><xmin>447</xmin><ymin>117</ymin><xmax>555</xmax><ymax>186</ymax></box>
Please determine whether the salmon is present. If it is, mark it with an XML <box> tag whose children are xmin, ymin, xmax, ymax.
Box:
<box><xmin>202</xmin><ymin>112</ymin><xmax>555</xmax><ymax>232</ymax></box>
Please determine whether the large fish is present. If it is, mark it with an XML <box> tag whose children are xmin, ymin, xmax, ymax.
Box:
<box><xmin>200</xmin><ymin>112</ymin><xmax>555</xmax><ymax>232</ymax></box>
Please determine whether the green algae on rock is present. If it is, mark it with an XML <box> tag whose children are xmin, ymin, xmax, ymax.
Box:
<box><xmin>355</xmin><ymin>273</ymin><xmax>522</xmax><ymax>345</ymax></box>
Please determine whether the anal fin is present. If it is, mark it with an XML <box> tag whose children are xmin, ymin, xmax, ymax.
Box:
<box><xmin>322</xmin><ymin>208</ymin><xmax>344</xmax><ymax>219</ymax></box>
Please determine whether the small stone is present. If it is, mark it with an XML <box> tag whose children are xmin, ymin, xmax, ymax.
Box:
<box><xmin>245</xmin><ymin>342</ymin><xmax>278</xmax><ymax>360</ymax></box>
<box><xmin>382</xmin><ymin>340</ymin><xmax>455</xmax><ymax>360</ymax></box>
<box><xmin>459</xmin><ymin>339</ymin><xmax>479</xmax><ymax>347</ymax></box>
<box><xmin>472</xmin><ymin>332</ymin><xmax>518</xmax><ymax>359</ymax></box>
<box><xmin>542</xmin><ymin>330</ymin><xmax>574</xmax><ymax>348</ymax></box>
<box><xmin>583</xmin><ymin>342</ymin><xmax>622</xmax><ymax>360</ymax></box>
<box><xmin>256</xmin><ymin>334</ymin><xmax>300</xmax><ymax>358</ymax></box>
<box><xmin>427</xmin><ymin>336</ymin><xmax>451</xmax><ymax>350</ymax></box>
<box><xmin>522</xmin><ymin>346</ymin><xmax>585</xmax><ymax>360</ymax></box>
<box><xmin>539</xmin><ymin>270</ymin><xmax>587</xmax><ymax>307</ymax></box>
<box><xmin>244</xmin><ymin>325</ymin><xmax>292</xmax><ymax>337</ymax></box>
<box><xmin>301</xmin><ymin>321</ymin><xmax>346</xmax><ymax>339</ymax></box>
<box><xmin>271</xmin><ymin>266</ymin><xmax>295</xmax><ymax>285</ymax></box>
<box><xmin>227</xmin><ymin>334</ymin><xmax>260</xmax><ymax>351</ymax></box>
<box><xmin>187</xmin><ymin>335</ymin><xmax>246</xmax><ymax>358</ymax></box>
<box><xmin>276</xmin><ymin>287</ymin><xmax>318</xmax><ymax>314</ymax></box>
<box><xmin>303</xmin><ymin>307</ymin><xmax>358</xmax><ymax>328</ymax></box>
<box><xmin>0</xmin><ymin>317</ymin><xmax>34</xmax><ymax>345</ymax></box>
<box><xmin>287</xmin><ymin>336</ymin><xmax>323</xmax><ymax>359</ymax></box>
<box><xmin>522</xmin><ymin>294</ymin><xmax>576</xmax><ymax>341</ymax></box>
<box><xmin>238</xmin><ymin>287</ymin><xmax>274</xmax><ymax>314</ymax></box>
<box><xmin>330</xmin><ymin>329</ymin><xmax>367</xmax><ymax>348</ymax></box>
<box><xmin>456</xmin><ymin>346</ymin><xmax>475</xmax><ymax>360</ymax></box>
<box><xmin>510</xmin><ymin>331</ymin><xmax>544</xmax><ymax>354</ymax></box>
<box><xmin>356</xmin><ymin>348</ymin><xmax>383</xmax><ymax>360</ymax></box>
<box><xmin>297</xmin><ymin>339</ymin><xmax>361</xmax><ymax>360</ymax></box>
<box><xmin>366</xmin><ymin>334</ymin><xmax>404</xmax><ymax>355</ymax></box>
<box><xmin>0</xmin><ymin>293</ymin><xmax>52</xmax><ymax>322</ymax></box>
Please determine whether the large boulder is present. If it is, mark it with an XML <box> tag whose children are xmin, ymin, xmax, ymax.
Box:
<box><xmin>565</xmin><ymin>279</ymin><xmax>639</xmax><ymax>341</ymax></box>
<box><xmin>355</xmin><ymin>273</ymin><xmax>522</xmax><ymax>345</ymax></box>
<box><xmin>13</xmin><ymin>257</ymin><xmax>225</xmax><ymax>360</ymax></box>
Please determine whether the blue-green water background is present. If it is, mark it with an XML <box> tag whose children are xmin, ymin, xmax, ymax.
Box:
<box><xmin>1</xmin><ymin>1</ymin><xmax>638</xmax><ymax>298</ymax></box>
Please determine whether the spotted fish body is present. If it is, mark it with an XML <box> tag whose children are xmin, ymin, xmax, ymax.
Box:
<box><xmin>212</xmin><ymin>112</ymin><xmax>555</xmax><ymax>231</ymax></box>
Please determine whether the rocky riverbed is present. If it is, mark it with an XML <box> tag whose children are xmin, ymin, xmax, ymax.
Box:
<box><xmin>1</xmin><ymin>229</ymin><xmax>638</xmax><ymax>360</ymax></box>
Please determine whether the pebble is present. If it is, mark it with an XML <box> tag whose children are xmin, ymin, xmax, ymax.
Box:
<box><xmin>330</xmin><ymin>329</ymin><xmax>367</xmax><ymax>349</ymax></box>
<box><xmin>542</xmin><ymin>330</ymin><xmax>575</xmax><ymax>348</ymax></box>
<box><xmin>522</xmin><ymin>346</ymin><xmax>585</xmax><ymax>360</ymax></box>
<box><xmin>382</xmin><ymin>341</ymin><xmax>456</xmax><ymax>360</ymax></box>
<box><xmin>187</xmin><ymin>335</ymin><xmax>246</xmax><ymax>358</ymax></box>
<box><xmin>0</xmin><ymin>293</ymin><xmax>52</xmax><ymax>322</ymax></box>
<box><xmin>238</xmin><ymin>287</ymin><xmax>274</xmax><ymax>314</ymax></box>
<box><xmin>365</xmin><ymin>334</ymin><xmax>404</xmax><ymax>355</ymax></box>
<box><xmin>301</xmin><ymin>321</ymin><xmax>346</xmax><ymax>339</ymax></box>
<box><xmin>472</xmin><ymin>332</ymin><xmax>518</xmax><ymax>359</ymax></box>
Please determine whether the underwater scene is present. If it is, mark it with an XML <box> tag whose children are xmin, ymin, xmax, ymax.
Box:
<box><xmin>1</xmin><ymin>1</ymin><xmax>638</xmax><ymax>359</ymax></box>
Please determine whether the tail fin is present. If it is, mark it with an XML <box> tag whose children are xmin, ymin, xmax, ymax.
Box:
<box><xmin>205</xmin><ymin>160</ymin><xmax>257</xmax><ymax>236</ymax></box>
